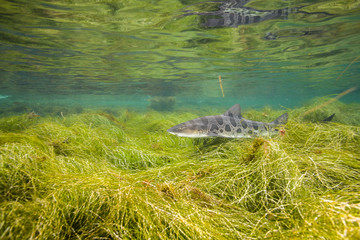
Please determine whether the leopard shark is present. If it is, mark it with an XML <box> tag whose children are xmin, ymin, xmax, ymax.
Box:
<box><xmin>167</xmin><ymin>104</ymin><xmax>287</xmax><ymax>138</ymax></box>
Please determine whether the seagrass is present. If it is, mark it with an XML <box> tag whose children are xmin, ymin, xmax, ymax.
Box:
<box><xmin>0</xmin><ymin>98</ymin><xmax>359</xmax><ymax>239</ymax></box>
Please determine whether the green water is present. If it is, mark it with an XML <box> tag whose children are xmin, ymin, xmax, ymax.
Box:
<box><xmin>1</xmin><ymin>1</ymin><xmax>360</xmax><ymax>239</ymax></box>
<box><xmin>0</xmin><ymin>0</ymin><xmax>360</xmax><ymax>110</ymax></box>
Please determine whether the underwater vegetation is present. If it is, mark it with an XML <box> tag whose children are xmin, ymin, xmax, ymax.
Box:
<box><xmin>0</xmin><ymin>98</ymin><xmax>360</xmax><ymax>239</ymax></box>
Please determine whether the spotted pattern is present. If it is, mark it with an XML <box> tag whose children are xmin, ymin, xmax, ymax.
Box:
<box><xmin>236</xmin><ymin>128</ymin><xmax>242</xmax><ymax>133</ymax></box>
<box><xmin>241</xmin><ymin>120</ymin><xmax>248</xmax><ymax>129</ymax></box>
<box><xmin>225</xmin><ymin>124</ymin><xmax>231</xmax><ymax>132</ymax></box>
<box><xmin>253</xmin><ymin>122</ymin><xmax>258</xmax><ymax>130</ymax></box>
<box><xmin>201</xmin><ymin>117</ymin><xmax>208</xmax><ymax>126</ymax></box>
<box><xmin>215</xmin><ymin>116</ymin><xmax>224</xmax><ymax>125</ymax></box>
<box><xmin>210</xmin><ymin>124</ymin><xmax>219</xmax><ymax>131</ymax></box>
<box><xmin>230</xmin><ymin>117</ymin><xmax>237</xmax><ymax>127</ymax></box>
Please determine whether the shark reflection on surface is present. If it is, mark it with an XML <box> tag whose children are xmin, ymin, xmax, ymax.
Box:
<box><xmin>181</xmin><ymin>0</ymin><xmax>330</xmax><ymax>28</ymax></box>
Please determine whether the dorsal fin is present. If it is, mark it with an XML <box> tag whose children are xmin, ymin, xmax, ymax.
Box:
<box><xmin>271</xmin><ymin>113</ymin><xmax>288</xmax><ymax>125</ymax></box>
<box><xmin>223</xmin><ymin>104</ymin><xmax>242</xmax><ymax>118</ymax></box>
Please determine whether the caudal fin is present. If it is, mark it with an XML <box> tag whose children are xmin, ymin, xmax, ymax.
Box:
<box><xmin>322</xmin><ymin>113</ymin><xmax>335</xmax><ymax>122</ymax></box>
<box><xmin>271</xmin><ymin>113</ymin><xmax>288</xmax><ymax>125</ymax></box>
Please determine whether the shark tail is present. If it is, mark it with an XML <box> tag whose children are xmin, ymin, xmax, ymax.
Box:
<box><xmin>271</xmin><ymin>113</ymin><xmax>288</xmax><ymax>125</ymax></box>
<box><xmin>322</xmin><ymin>113</ymin><xmax>335</xmax><ymax>122</ymax></box>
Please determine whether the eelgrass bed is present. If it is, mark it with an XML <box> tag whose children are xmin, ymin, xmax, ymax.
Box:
<box><xmin>1</xmin><ymin>99</ymin><xmax>360</xmax><ymax>239</ymax></box>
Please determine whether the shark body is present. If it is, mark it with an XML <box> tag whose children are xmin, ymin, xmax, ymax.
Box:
<box><xmin>167</xmin><ymin>104</ymin><xmax>288</xmax><ymax>138</ymax></box>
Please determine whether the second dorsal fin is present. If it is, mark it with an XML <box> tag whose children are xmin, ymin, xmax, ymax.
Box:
<box><xmin>223</xmin><ymin>104</ymin><xmax>242</xmax><ymax>118</ymax></box>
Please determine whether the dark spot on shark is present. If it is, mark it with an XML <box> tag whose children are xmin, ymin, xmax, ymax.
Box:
<box><xmin>216</xmin><ymin>116</ymin><xmax>224</xmax><ymax>125</ymax></box>
<box><xmin>201</xmin><ymin>117</ymin><xmax>208</xmax><ymax>126</ymax></box>
<box><xmin>236</xmin><ymin>128</ymin><xmax>242</xmax><ymax>133</ymax></box>
<box><xmin>248</xmin><ymin>130</ymin><xmax>253</xmax><ymax>135</ymax></box>
<box><xmin>253</xmin><ymin>123</ymin><xmax>258</xmax><ymax>130</ymax></box>
<box><xmin>220</xmin><ymin>129</ymin><xmax>224</xmax><ymax>133</ymax></box>
<box><xmin>241</xmin><ymin>120</ymin><xmax>248</xmax><ymax>129</ymax></box>
<box><xmin>228</xmin><ymin>112</ymin><xmax>233</xmax><ymax>117</ymax></box>
<box><xmin>210</xmin><ymin>124</ymin><xmax>219</xmax><ymax>131</ymax></box>
<box><xmin>225</xmin><ymin>124</ymin><xmax>231</xmax><ymax>132</ymax></box>
<box><xmin>230</xmin><ymin>117</ymin><xmax>237</xmax><ymax>127</ymax></box>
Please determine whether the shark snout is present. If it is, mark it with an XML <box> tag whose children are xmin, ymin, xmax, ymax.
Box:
<box><xmin>167</xmin><ymin>124</ymin><xmax>186</xmax><ymax>135</ymax></box>
<box><xmin>167</xmin><ymin>126</ymin><xmax>178</xmax><ymax>135</ymax></box>
<box><xmin>167</xmin><ymin>122</ymin><xmax>209</xmax><ymax>138</ymax></box>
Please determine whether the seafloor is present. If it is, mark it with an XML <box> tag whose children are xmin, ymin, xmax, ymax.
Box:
<box><xmin>0</xmin><ymin>98</ymin><xmax>359</xmax><ymax>239</ymax></box>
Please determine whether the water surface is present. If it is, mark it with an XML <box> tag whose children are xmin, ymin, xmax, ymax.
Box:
<box><xmin>1</xmin><ymin>0</ymin><xmax>359</xmax><ymax>110</ymax></box>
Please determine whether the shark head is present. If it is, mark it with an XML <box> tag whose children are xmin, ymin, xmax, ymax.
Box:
<box><xmin>167</xmin><ymin>119</ymin><xmax>210</xmax><ymax>138</ymax></box>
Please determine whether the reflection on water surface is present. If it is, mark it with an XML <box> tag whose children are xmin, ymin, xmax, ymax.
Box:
<box><xmin>0</xmin><ymin>0</ymin><xmax>359</xmax><ymax>109</ymax></box>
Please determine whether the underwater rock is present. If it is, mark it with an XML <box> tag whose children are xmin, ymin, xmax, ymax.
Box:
<box><xmin>74</xmin><ymin>106</ymin><xmax>84</xmax><ymax>114</ymax></box>
<box><xmin>148</xmin><ymin>96</ymin><xmax>176</xmax><ymax>112</ymax></box>
<box><xmin>8</xmin><ymin>102</ymin><xmax>30</xmax><ymax>114</ymax></box>
<box><xmin>103</xmin><ymin>108</ymin><xmax>120</xmax><ymax>116</ymax></box>
<box><xmin>41</xmin><ymin>105</ymin><xmax>84</xmax><ymax>116</ymax></box>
